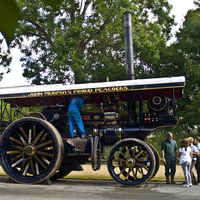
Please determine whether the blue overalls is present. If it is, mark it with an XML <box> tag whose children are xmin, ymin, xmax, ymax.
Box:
<box><xmin>68</xmin><ymin>96</ymin><xmax>86</xmax><ymax>138</ymax></box>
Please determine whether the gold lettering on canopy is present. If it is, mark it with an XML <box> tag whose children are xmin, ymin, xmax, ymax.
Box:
<box><xmin>27</xmin><ymin>86</ymin><xmax>131</xmax><ymax>97</ymax></box>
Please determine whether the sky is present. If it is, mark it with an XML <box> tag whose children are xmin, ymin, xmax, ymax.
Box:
<box><xmin>0</xmin><ymin>0</ymin><xmax>197</xmax><ymax>87</ymax></box>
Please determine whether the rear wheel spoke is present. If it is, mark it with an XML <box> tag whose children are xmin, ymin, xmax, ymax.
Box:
<box><xmin>9</xmin><ymin>137</ymin><xmax>24</xmax><ymax>146</ymax></box>
<box><xmin>6</xmin><ymin>150</ymin><xmax>23</xmax><ymax>154</ymax></box>
<box><xmin>18</xmin><ymin>133</ymin><xmax>27</xmax><ymax>145</ymax></box>
<box><xmin>22</xmin><ymin>162</ymin><xmax>30</xmax><ymax>176</ymax></box>
<box><xmin>30</xmin><ymin>158</ymin><xmax>35</xmax><ymax>175</ymax></box>
<box><xmin>34</xmin><ymin>155</ymin><xmax>47</xmax><ymax>169</ymax></box>
<box><xmin>12</xmin><ymin>153</ymin><xmax>23</xmax><ymax>162</ymax></box>
<box><xmin>37</xmin><ymin>151</ymin><xmax>53</xmax><ymax>157</ymax></box>
<box><xmin>11</xmin><ymin>158</ymin><xmax>24</xmax><ymax>168</ymax></box>
<box><xmin>28</xmin><ymin>128</ymin><xmax>32</xmax><ymax>144</ymax></box>
<box><xmin>36</xmin><ymin>140</ymin><xmax>53</xmax><ymax>149</ymax></box>
<box><xmin>35</xmin><ymin>161</ymin><xmax>39</xmax><ymax>175</ymax></box>
<box><xmin>19</xmin><ymin>127</ymin><xmax>28</xmax><ymax>141</ymax></box>
<box><xmin>33</xmin><ymin>130</ymin><xmax>44</xmax><ymax>144</ymax></box>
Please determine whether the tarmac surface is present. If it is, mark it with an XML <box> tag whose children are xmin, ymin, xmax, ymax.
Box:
<box><xmin>0</xmin><ymin>176</ymin><xmax>200</xmax><ymax>200</ymax></box>
<box><xmin>0</xmin><ymin>164</ymin><xmax>200</xmax><ymax>200</ymax></box>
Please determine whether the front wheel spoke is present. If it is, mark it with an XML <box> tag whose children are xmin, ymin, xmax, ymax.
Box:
<box><xmin>33</xmin><ymin>130</ymin><xmax>44</xmax><ymax>144</ymax></box>
<box><xmin>137</xmin><ymin>157</ymin><xmax>147</xmax><ymax>162</ymax></box>
<box><xmin>11</xmin><ymin>158</ymin><xmax>24</xmax><ymax>167</ymax></box>
<box><xmin>12</xmin><ymin>153</ymin><xmax>23</xmax><ymax>162</ymax></box>
<box><xmin>119</xmin><ymin>166</ymin><xmax>126</xmax><ymax>175</ymax></box>
<box><xmin>136</xmin><ymin>163</ymin><xmax>148</xmax><ymax>171</ymax></box>
<box><xmin>22</xmin><ymin>162</ymin><xmax>30</xmax><ymax>176</ymax></box>
<box><xmin>36</xmin><ymin>140</ymin><xmax>53</xmax><ymax>149</ymax></box>
<box><xmin>28</xmin><ymin>128</ymin><xmax>32</xmax><ymax>144</ymax></box>
<box><xmin>134</xmin><ymin>150</ymin><xmax>144</xmax><ymax>159</ymax></box>
<box><xmin>118</xmin><ymin>162</ymin><xmax>126</xmax><ymax>168</ymax></box>
<box><xmin>34</xmin><ymin>155</ymin><xmax>46</xmax><ymax>169</ymax></box>
<box><xmin>19</xmin><ymin>127</ymin><xmax>29</xmax><ymax>141</ymax></box>
<box><xmin>6</xmin><ymin>150</ymin><xmax>23</xmax><ymax>154</ymax></box>
<box><xmin>137</xmin><ymin>167</ymin><xmax>144</xmax><ymax>176</ymax></box>
<box><xmin>132</xmin><ymin>170</ymin><xmax>136</xmax><ymax>179</ymax></box>
<box><xmin>119</xmin><ymin>150</ymin><xmax>126</xmax><ymax>159</ymax></box>
<box><xmin>131</xmin><ymin>146</ymin><xmax>136</xmax><ymax>157</ymax></box>
<box><xmin>126</xmin><ymin>168</ymin><xmax>132</xmax><ymax>179</ymax></box>
<box><xmin>114</xmin><ymin>157</ymin><xmax>125</xmax><ymax>162</ymax></box>
<box><xmin>9</xmin><ymin>137</ymin><xmax>24</xmax><ymax>146</ymax></box>
<box><xmin>125</xmin><ymin>146</ymin><xmax>130</xmax><ymax>157</ymax></box>
<box><xmin>37</xmin><ymin>150</ymin><xmax>53</xmax><ymax>157</ymax></box>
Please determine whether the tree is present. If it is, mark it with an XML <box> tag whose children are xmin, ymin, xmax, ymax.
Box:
<box><xmin>168</xmin><ymin>1</ymin><xmax>200</xmax><ymax>129</ymax></box>
<box><xmin>0</xmin><ymin>0</ymin><xmax>63</xmax><ymax>81</ymax></box>
<box><xmin>0</xmin><ymin>0</ymin><xmax>175</xmax><ymax>84</ymax></box>
<box><xmin>0</xmin><ymin>0</ymin><xmax>63</xmax><ymax>45</ymax></box>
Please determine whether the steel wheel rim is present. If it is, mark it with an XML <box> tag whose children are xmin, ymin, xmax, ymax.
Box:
<box><xmin>108</xmin><ymin>140</ymin><xmax>155</xmax><ymax>186</ymax></box>
<box><xmin>1</xmin><ymin>121</ymin><xmax>56</xmax><ymax>180</ymax></box>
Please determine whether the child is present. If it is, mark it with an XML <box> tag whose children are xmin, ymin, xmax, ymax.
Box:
<box><xmin>195</xmin><ymin>136</ymin><xmax>200</xmax><ymax>186</ymax></box>
<box><xmin>187</xmin><ymin>137</ymin><xmax>199</xmax><ymax>184</ymax></box>
<box><xmin>179</xmin><ymin>139</ymin><xmax>193</xmax><ymax>187</ymax></box>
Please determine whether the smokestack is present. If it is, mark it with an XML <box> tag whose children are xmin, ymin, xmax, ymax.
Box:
<box><xmin>124</xmin><ymin>12</ymin><xmax>134</xmax><ymax>80</ymax></box>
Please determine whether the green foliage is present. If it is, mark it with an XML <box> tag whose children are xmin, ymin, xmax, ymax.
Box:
<box><xmin>0</xmin><ymin>100</ymin><xmax>42</xmax><ymax>122</ymax></box>
<box><xmin>0</xmin><ymin>0</ymin><xmax>22</xmax><ymax>45</ymax></box>
<box><xmin>167</xmin><ymin>3</ymin><xmax>200</xmax><ymax>129</ymax></box>
<box><xmin>146</xmin><ymin>128</ymin><xmax>199</xmax><ymax>157</ymax></box>
<box><xmin>0</xmin><ymin>0</ymin><xmax>174</xmax><ymax>84</ymax></box>
<box><xmin>0</xmin><ymin>0</ymin><xmax>62</xmax><ymax>46</ymax></box>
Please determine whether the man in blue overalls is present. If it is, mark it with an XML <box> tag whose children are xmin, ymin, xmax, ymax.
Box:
<box><xmin>68</xmin><ymin>95</ymin><xmax>88</xmax><ymax>139</ymax></box>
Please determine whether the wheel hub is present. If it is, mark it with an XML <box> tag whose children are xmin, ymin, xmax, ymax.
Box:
<box><xmin>125</xmin><ymin>158</ymin><xmax>136</xmax><ymax>168</ymax></box>
<box><xmin>24</xmin><ymin>144</ymin><xmax>36</xmax><ymax>156</ymax></box>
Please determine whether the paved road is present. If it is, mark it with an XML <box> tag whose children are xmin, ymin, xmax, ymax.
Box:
<box><xmin>0</xmin><ymin>176</ymin><xmax>200</xmax><ymax>200</ymax></box>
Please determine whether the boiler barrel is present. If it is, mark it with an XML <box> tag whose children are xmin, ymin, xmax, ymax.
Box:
<box><xmin>95</xmin><ymin>125</ymin><xmax>155</xmax><ymax>146</ymax></box>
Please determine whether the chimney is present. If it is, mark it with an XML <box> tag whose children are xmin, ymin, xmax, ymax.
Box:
<box><xmin>124</xmin><ymin>12</ymin><xmax>134</xmax><ymax>80</ymax></box>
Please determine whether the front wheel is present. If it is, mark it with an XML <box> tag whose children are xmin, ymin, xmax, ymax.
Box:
<box><xmin>0</xmin><ymin>117</ymin><xmax>64</xmax><ymax>184</ymax></box>
<box><xmin>107</xmin><ymin>138</ymin><xmax>155</xmax><ymax>186</ymax></box>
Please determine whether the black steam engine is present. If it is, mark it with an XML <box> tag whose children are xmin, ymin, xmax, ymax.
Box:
<box><xmin>0</xmin><ymin>13</ymin><xmax>185</xmax><ymax>186</ymax></box>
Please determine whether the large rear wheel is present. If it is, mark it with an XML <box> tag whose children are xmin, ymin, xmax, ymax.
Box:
<box><xmin>0</xmin><ymin>117</ymin><xmax>64</xmax><ymax>184</ymax></box>
<box><xmin>146</xmin><ymin>142</ymin><xmax>160</xmax><ymax>179</ymax></box>
<box><xmin>107</xmin><ymin>138</ymin><xmax>155</xmax><ymax>186</ymax></box>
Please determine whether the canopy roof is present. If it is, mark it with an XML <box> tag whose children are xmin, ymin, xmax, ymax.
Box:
<box><xmin>0</xmin><ymin>76</ymin><xmax>185</xmax><ymax>107</ymax></box>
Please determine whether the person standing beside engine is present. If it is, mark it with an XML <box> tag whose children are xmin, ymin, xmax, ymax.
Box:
<box><xmin>161</xmin><ymin>132</ymin><xmax>178</xmax><ymax>184</ymax></box>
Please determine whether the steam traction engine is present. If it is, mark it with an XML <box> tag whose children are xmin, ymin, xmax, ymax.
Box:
<box><xmin>0</xmin><ymin>13</ymin><xmax>185</xmax><ymax>186</ymax></box>
<box><xmin>0</xmin><ymin>76</ymin><xmax>185</xmax><ymax>186</ymax></box>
